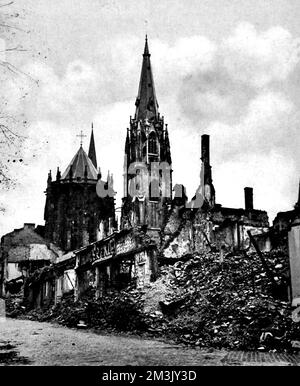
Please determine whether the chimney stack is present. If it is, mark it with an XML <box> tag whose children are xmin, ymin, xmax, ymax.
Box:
<box><xmin>244</xmin><ymin>187</ymin><xmax>253</xmax><ymax>210</ymax></box>
<box><xmin>201</xmin><ymin>134</ymin><xmax>210</xmax><ymax>165</ymax></box>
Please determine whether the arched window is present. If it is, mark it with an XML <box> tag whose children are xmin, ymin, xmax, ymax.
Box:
<box><xmin>148</xmin><ymin>132</ymin><xmax>157</xmax><ymax>154</ymax></box>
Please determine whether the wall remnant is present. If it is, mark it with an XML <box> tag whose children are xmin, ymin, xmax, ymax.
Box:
<box><xmin>288</xmin><ymin>217</ymin><xmax>300</xmax><ymax>306</ymax></box>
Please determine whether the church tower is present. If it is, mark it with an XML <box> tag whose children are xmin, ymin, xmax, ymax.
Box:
<box><xmin>44</xmin><ymin>128</ymin><xmax>115</xmax><ymax>251</ymax></box>
<box><xmin>121</xmin><ymin>37</ymin><xmax>172</xmax><ymax>230</ymax></box>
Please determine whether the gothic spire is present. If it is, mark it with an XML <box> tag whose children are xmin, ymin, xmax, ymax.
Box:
<box><xmin>88</xmin><ymin>123</ymin><xmax>97</xmax><ymax>169</ymax></box>
<box><xmin>135</xmin><ymin>36</ymin><xmax>159</xmax><ymax>121</ymax></box>
<box><xmin>125</xmin><ymin>128</ymin><xmax>129</xmax><ymax>153</ymax></box>
<box><xmin>144</xmin><ymin>34</ymin><xmax>149</xmax><ymax>55</ymax></box>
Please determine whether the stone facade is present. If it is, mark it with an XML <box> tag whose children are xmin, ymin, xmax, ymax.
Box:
<box><xmin>44</xmin><ymin>135</ymin><xmax>115</xmax><ymax>252</ymax></box>
<box><xmin>2</xmin><ymin>37</ymin><xmax>293</xmax><ymax>310</ymax></box>
<box><xmin>0</xmin><ymin>223</ymin><xmax>59</xmax><ymax>297</ymax></box>
<box><xmin>75</xmin><ymin>228</ymin><xmax>158</xmax><ymax>299</ymax></box>
<box><xmin>161</xmin><ymin>204</ymin><xmax>270</xmax><ymax>260</ymax></box>
<box><xmin>272</xmin><ymin>181</ymin><xmax>300</xmax><ymax>250</ymax></box>
<box><xmin>288</xmin><ymin>217</ymin><xmax>300</xmax><ymax>306</ymax></box>
<box><xmin>121</xmin><ymin>38</ymin><xmax>172</xmax><ymax>232</ymax></box>
<box><xmin>161</xmin><ymin>135</ymin><xmax>270</xmax><ymax>260</ymax></box>
<box><xmin>25</xmin><ymin>227</ymin><xmax>159</xmax><ymax>307</ymax></box>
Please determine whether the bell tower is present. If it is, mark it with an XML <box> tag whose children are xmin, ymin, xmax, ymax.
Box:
<box><xmin>121</xmin><ymin>37</ymin><xmax>172</xmax><ymax>230</ymax></box>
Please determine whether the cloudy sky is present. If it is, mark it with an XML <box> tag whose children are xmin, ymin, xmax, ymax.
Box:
<box><xmin>0</xmin><ymin>0</ymin><xmax>300</xmax><ymax>235</ymax></box>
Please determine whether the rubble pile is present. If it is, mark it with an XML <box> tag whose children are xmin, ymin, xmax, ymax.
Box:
<box><xmin>5</xmin><ymin>292</ymin><xmax>26</xmax><ymax>318</ymax></box>
<box><xmin>155</xmin><ymin>250</ymin><xmax>300</xmax><ymax>351</ymax></box>
<box><xmin>21</xmin><ymin>287</ymin><xmax>147</xmax><ymax>333</ymax></box>
<box><xmin>5</xmin><ymin>248</ymin><xmax>300</xmax><ymax>353</ymax></box>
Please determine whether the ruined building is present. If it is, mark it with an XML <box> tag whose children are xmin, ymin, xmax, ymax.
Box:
<box><xmin>44</xmin><ymin>128</ymin><xmax>115</xmax><ymax>252</ymax></box>
<box><xmin>271</xmin><ymin>181</ymin><xmax>300</xmax><ymax>252</ymax></box>
<box><xmin>161</xmin><ymin>134</ymin><xmax>270</xmax><ymax>260</ymax></box>
<box><xmin>273</xmin><ymin>181</ymin><xmax>300</xmax><ymax>233</ymax></box>
<box><xmin>121</xmin><ymin>37</ymin><xmax>172</xmax><ymax>232</ymax></box>
<box><xmin>0</xmin><ymin>223</ymin><xmax>60</xmax><ymax>298</ymax></box>
<box><xmin>0</xmin><ymin>37</ymin><xmax>275</xmax><ymax>305</ymax></box>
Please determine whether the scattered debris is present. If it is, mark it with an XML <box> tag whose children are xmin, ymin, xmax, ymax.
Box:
<box><xmin>5</xmin><ymin>248</ymin><xmax>300</xmax><ymax>353</ymax></box>
<box><xmin>291</xmin><ymin>341</ymin><xmax>300</xmax><ymax>350</ymax></box>
<box><xmin>77</xmin><ymin>320</ymin><xmax>87</xmax><ymax>329</ymax></box>
<box><xmin>153</xmin><ymin>250</ymin><xmax>298</xmax><ymax>352</ymax></box>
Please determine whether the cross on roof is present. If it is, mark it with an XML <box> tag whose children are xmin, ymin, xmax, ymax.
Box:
<box><xmin>76</xmin><ymin>130</ymin><xmax>87</xmax><ymax>147</ymax></box>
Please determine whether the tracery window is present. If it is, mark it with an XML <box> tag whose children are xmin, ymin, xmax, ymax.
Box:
<box><xmin>148</xmin><ymin>132</ymin><xmax>157</xmax><ymax>154</ymax></box>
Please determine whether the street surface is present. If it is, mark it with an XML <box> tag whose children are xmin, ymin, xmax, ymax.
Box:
<box><xmin>0</xmin><ymin>318</ymin><xmax>299</xmax><ymax>366</ymax></box>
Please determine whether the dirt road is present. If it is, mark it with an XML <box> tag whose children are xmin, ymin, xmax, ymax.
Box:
<box><xmin>0</xmin><ymin>318</ymin><xmax>299</xmax><ymax>366</ymax></box>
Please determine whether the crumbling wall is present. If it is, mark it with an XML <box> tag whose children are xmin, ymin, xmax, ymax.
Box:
<box><xmin>6</xmin><ymin>263</ymin><xmax>23</xmax><ymax>282</ymax></box>
<box><xmin>134</xmin><ymin>248</ymin><xmax>158</xmax><ymax>288</ymax></box>
<box><xmin>76</xmin><ymin>269</ymin><xmax>96</xmax><ymax>299</ymax></box>
<box><xmin>213</xmin><ymin>225</ymin><xmax>235</xmax><ymax>250</ymax></box>
<box><xmin>288</xmin><ymin>220</ymin><xmax>300</xmax><ymax>306</ymax></box>
<box><xmin>193</xmin><ymin>211</ymin><xmax>213</xmax><ymax>251</ymax></box>
<box><xmin>161</xmin><ymin>209</ymin><xmax>212</xmax><ymax>259</ymax></box>
<box><xmin>240</xmin><ymin>225</ymin><xmax>270</xmax><ymax>251</ymax></box>
<box><xmin>162</xmin><ymin>209</ymin><xmax>194</xmax><ymax>259</ymax></box>
<box><xmin>1</xmin><ymin>225</ymin><xmax>58</xmax><ymax>290</ymax></box>
<box><xmin>134</xmin><ymin>250</ymin><xmax>150</xmax><ymax>288</ymax></box>
<box><xmin>161</xmin><ymin>205</ymin><xmax>270</xmax><ymax>259</ymax></box>
<box><xmin>7</xmin><ymin>246</ymin><xmax>29</xmax><ymax>263</ymax></box>
<box><xmin>55</xmin><ymin>269</ymin><xmax>76</xmax><ymax>303</ymax></box>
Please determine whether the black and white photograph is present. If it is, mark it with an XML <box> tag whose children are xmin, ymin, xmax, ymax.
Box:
<box><xmin>0</xmin><ymin>0</ymin><xmax>300</xmax><ymax>373</ymax></box>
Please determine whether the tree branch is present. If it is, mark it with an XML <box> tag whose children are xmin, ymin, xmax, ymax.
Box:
<box><xmin>0</xmin><ymin>22</ymin><xmax>26</xmax><ymax>32</ymax></box>
<box><xmin>0</xmin><ymin>2</ymin><xmax>14</xmax><ymax>8</ymax></box>
<box><xmin>0</xmin><ymin>60</ymin><xmax>38</xmax><ymax>84</ymax></box>
<box><xmin>2</xmin><ymin>46</ymin><xmax>27</xmax><ymax>52</ymax></box>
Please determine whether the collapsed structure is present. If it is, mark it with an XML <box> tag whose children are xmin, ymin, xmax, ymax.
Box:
<box><xmin>0</xmin><ymin>37</ymin><xmax>299</xmax><ymax>309</ymax></box>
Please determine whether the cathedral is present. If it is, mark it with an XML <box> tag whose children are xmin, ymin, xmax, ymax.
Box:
<box><xmin>121</xmin><ymin>36</ymin><xmax>172</xmax><ymax>231</ymax></box>
<box><xmin>1</xmin><ymin>36</ymin><xmax>283</xmax><ymax>304</ymax></box>
<box><xmin>44</xmin><ymin>127</ymin><xmax>115</xmax><ymax>252</ymax></box>
<box><xmin>44</xmin><ymin>36</ymin><xmax>174</xmax><ymax>252</ymax></box>
<box><xmin>43</xmin><ymin>36</ymin><xmax>269</xmax><ymax>256</ymax></box>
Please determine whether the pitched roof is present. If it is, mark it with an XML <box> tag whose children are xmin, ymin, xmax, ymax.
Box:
<box><xmin>61</xmin><ymin>146</ymin><xmax>98</xmax><ymax>181</ymax></box>
<box><xmin>3</xmin><ymin>227</ymin><xmax>48</xmax><ymax>246</ymax></box>
<box><xmin>135</xmin><ymin>36</ymin><xmax>159</xmax><ymax>121</ymax></box>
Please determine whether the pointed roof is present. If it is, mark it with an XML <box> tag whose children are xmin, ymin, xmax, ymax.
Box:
<box><xmin>88</xmin><ymin>125</ymin><xmax>97</xmax><ymax>169</ymax></box>
<box><xmin>135</xmin><ymin>36</ymin><xmax>159</xmax><ymax>121</ymax></box>
<box><xmin>61</xmin><ymin>146</ymin><xmax>98</xmax><ymax>181</ymax></box>
<box><xmin>124</xmin><ymin>129</ymin><xmax>129</xmax><ymax>152</ymax></box>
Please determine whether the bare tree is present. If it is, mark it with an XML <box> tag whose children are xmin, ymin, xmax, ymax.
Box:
<box><xmin>0</xmin><ymin>1</ymin><xmax>35</xmax><ymax>192</ymax></box>
<box><xmin>0</xmin><ymin>1</ymin><xmax>39</xmax><ymax>217</ymax></box>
